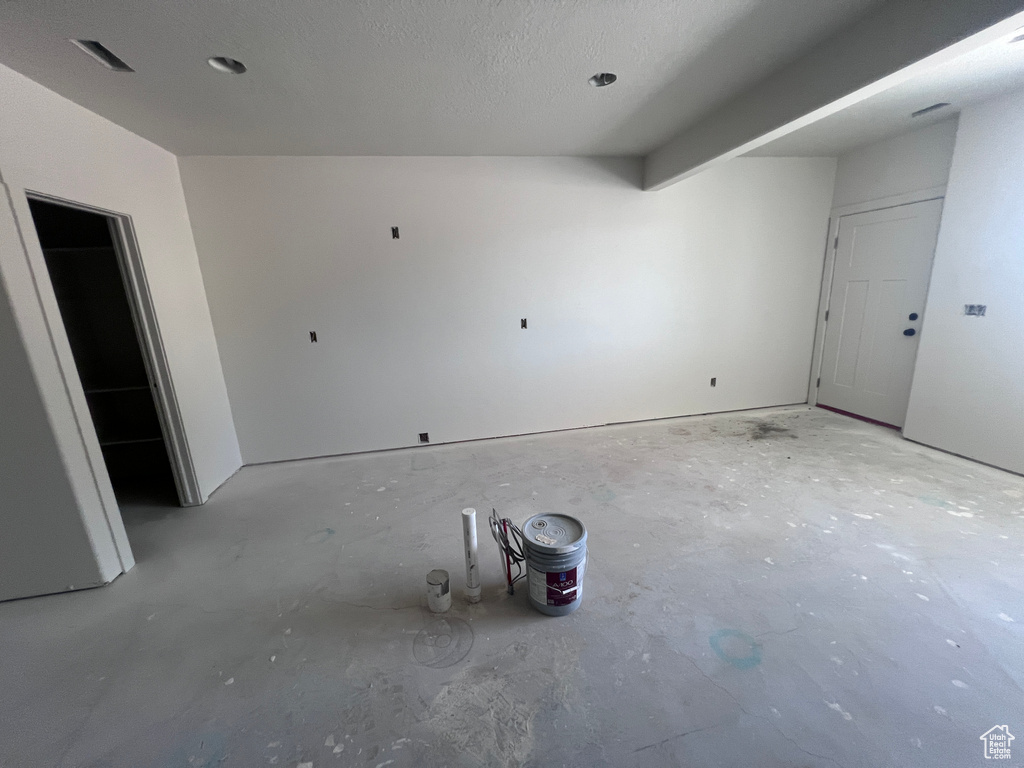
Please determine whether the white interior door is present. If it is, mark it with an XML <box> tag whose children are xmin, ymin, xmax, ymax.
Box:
<box><xmin>818</xmin><ymin>199</ymin><xmax>943</xmax><ymax>428</ymax></box>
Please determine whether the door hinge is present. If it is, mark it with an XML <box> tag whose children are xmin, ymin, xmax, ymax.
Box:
<box><xmin>825</xmin><ymin>309</ymin><xmax>829</xmax><ymax>321</ymax></box>
<box><xmin>816</xmin><ymin>377</ymin><xmax>821</xmax><ymax>388</ymax></box>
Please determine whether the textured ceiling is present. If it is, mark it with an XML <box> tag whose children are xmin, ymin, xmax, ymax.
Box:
<box><xmin>0</xmin><ymin>0</ymin><xmax>884</xmax><ymax>156</ymax></box>
<box><xmin>750</xmin><ymin>28</ymin><xmax>1024</xmax><ymax>157</ymax></box>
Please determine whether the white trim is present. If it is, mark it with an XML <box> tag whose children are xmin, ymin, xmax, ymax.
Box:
<box><xmin>807</xmin><ymin>216</ymin><xmax>837</xmax><ymax>407</ymax></box>
<box><xmin>830</xmin><ymin>186</ymin><xmax>946</xmax><ymax>219</ymax></box>
<box><xmin>25</xmin><ymin>192</ymin><xmax>202</xmax><ymax>507</ymax></box>
<box><xmin>107</xmin><ymin>214</ymin><xmax>203</xmax><ymax>506</ymax></box>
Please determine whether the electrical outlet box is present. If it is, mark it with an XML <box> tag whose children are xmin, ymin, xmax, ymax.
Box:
<box><xmin>710</xmin><ymin>377</ymin><xmax>717</xmax><ymax>387</ymax></box>
<box><xmin>965</xmin><ymin>304</ymin><xmax>987</xmax><ymax>316</ymax></box>
<box><xmin>418</xmin><ymin>432</ymin><xmax>429</xmax><ymax>443</ymax></box>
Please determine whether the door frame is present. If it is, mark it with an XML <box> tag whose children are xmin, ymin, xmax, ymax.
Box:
<box><xmin>807</xmin><ymin>186</ymin><xmax>946</xmax><ymax>411</ymax></box>
<box><xmin>25</xmin><ymin>191</ymin><xmax>202</xmax><ymax>507</ymax></box>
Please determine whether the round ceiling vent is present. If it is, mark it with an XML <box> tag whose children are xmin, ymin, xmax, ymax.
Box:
<box><xmin>208</xmin><ymin>56</ymin><xmax>247</xmax><ymax>74</ymax></box>
<box><xmin>588</xmin><ymin>72</ymin><xmax>617</xmax><ymax>87</ymax></box>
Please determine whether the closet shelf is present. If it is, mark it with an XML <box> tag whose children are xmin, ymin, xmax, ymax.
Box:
<box><xmin>85</xmin><ymin>385</ymin><xmax>150</xmax><ymax>394</ymax></box>
<box><xmin>41</xmin><ymin>246</ymin><xmax>116</xmax><ymax>252</ymax></box>
<box><xmin>100</xmin><ymin>437</ymin><xmax>164</xmax><ymax>447</ymax></box>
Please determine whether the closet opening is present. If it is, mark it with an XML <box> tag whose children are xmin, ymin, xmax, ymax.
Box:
<box><xmin>26</xmin><ymin>197</ymin><xmax>196</xmax><ymax>510</ymax></box>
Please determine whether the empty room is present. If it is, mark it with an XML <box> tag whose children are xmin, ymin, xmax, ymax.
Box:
<box><xmin>2</xmin><ymin>1</ymin><xmax>1024</xmax><ymax>766</ymax></box>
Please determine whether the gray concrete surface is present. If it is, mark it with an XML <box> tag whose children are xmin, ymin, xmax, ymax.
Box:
<box><xmin>2</xmin><ymin>406</ymin><xmax>1022</xmax><ymax>768</ymax></box>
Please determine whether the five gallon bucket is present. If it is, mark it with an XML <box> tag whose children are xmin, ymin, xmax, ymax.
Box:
<box><xmin>522</xmin><ymin>513</ymin><xmax>588</xmax><ymax>616</ymax></box>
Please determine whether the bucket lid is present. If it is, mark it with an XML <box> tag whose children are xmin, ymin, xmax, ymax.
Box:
<box><xmin>521</xmin><ymin>513</ymin><xmax>587</xmax><ymax>554</ymax></box>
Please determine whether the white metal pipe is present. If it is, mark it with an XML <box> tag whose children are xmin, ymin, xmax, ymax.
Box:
<box><xmin>462</xmin><ymin>508</ymin><xmax>481</xmax><ymax>603</ymax></box>
<box><xmin>426</xmin><ymin>569</ymin><xmax>451</xmax><ymax>613</ymax></box>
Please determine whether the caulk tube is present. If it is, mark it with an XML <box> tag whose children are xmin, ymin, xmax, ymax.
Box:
<box><xmin>462</xmin><ymin>508</ymin><xmax>481</xmax><ymax>603</ymax></box>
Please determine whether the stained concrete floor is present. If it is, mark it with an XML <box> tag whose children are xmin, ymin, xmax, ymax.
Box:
<box><xmin>2</xmin><ymin>406</ymin><xmax>1023</xmax><ymax>768</ymax></box>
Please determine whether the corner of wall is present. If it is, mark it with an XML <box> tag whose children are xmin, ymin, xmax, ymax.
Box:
<box><xmin>903</xmin><ymin>88</ymin><xmax>1024</xmax><ymax>476</ymax></box>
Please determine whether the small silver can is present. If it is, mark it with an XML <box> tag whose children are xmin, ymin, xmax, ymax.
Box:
<box><xmin>426</xmin><ymin>569</ymin><xmax>451</xmax><ymax>613</ymax></box>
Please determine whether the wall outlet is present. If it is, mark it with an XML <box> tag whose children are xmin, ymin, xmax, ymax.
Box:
<box><xmin>392</xmin><ymin>226</ymin><xmax>400</xmax><ymax>239</ymax></box>
<box><xmin>964</xmin><ymin>304</ymin><xmax>986</xmax><ymax>316</ymax></box>
<box><xmin>521</xmin><ymin>318</ymin><xmax>527</xmax><ymax>329</ymax></box>
<box><xmin>710</xmin><ymin>377</ymin><xmax>717</xmax><ymax>387</ymax></box>
<box><xmin>418</xmin><ymin>432</ymin><xmax>429</xmax><ymax>443</ymax></box>
<box><xmin>309</xmin><ymin>331</ymin><xmax>317</xmax><ymax>343</ymax></box>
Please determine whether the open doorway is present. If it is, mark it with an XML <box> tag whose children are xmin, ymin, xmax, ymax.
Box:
<box><xmin>26</xmin><ymin>197</ymin><xmax>196</xmax><ymax>509</ymax></box>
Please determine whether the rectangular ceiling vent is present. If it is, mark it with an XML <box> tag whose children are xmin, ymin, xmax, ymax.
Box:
<box><xmin>70</xmin><ymin>40</ymin><xmax>135</xmax><ymax>72</ymax></box>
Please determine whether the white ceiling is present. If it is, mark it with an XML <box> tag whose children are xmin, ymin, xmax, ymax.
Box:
<box><xmin>0</xmin><ymin>0</ymin><xmax>884</xmax><ymax>157</ymax></box>
<box><xmin>750</xmin><ymin>27</ymin><xmax>1024</xmax><ymax>157</ymax></box>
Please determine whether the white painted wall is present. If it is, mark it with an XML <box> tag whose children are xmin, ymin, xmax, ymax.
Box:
<box><xmin>831</xmin><ymin>119</ymin><xmax>958</xmax><ymax>210</ymax></box>
<box><xmin>0</xmin><ymin>63</ymin><xmax>241</xmax><ymax>600</ymax></box>
<box><xmin>0</xmin><ymin>262</ymin><xmax>108</xmax><ymax>599</ymax></box>
<box><xmin>904</xmin><ymin>88</ymin><xmax>1024</xmax><ymax>475</ymax></box>
<box><xmin>180</xmin><ymin>155</ymin><xmax>836</xmax><ymax>464</ymax></box>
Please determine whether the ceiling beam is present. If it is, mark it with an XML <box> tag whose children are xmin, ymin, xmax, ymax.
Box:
<box><xmin>644</xmin><ymin>0</ymin><xmax>1024</xmax><ymax>191</ymax></box>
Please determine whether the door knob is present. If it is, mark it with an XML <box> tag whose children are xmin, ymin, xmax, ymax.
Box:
<box><xmin>903</xmin><ymin>328</ymin><xmax>916</xmax><ymax>336</ymax></box>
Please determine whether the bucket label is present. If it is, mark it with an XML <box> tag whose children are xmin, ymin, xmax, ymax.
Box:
<box><xmin>528</xmin><ymin>565</ymin><xmax>580</xmax><ymax>607</ymax></box>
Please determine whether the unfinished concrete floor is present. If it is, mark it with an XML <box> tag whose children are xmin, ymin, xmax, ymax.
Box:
<box><xmin>2</xmin><ymin>406</ymin><xmax>1023</xmax><ymax>767</ymax></box>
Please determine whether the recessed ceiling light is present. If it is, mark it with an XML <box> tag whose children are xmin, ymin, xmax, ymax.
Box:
<box><xmin>911</xmin><ymin>102</ymin><xmax>950</xmax><ymax>118</ymax></box>
<box><xmin>70</xmin><ymin>40</ymin><xmax>134</xmax><ymax>72</ymax></box>
<box><xmin>208</xmin><ymin>56</ymin><xmax>247</xmax><ymax>74</ymax></box>
<box><xmin>589</xmin><ymin>72</ymin><xmax>617</xmax><ymax>87</ymax></box>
